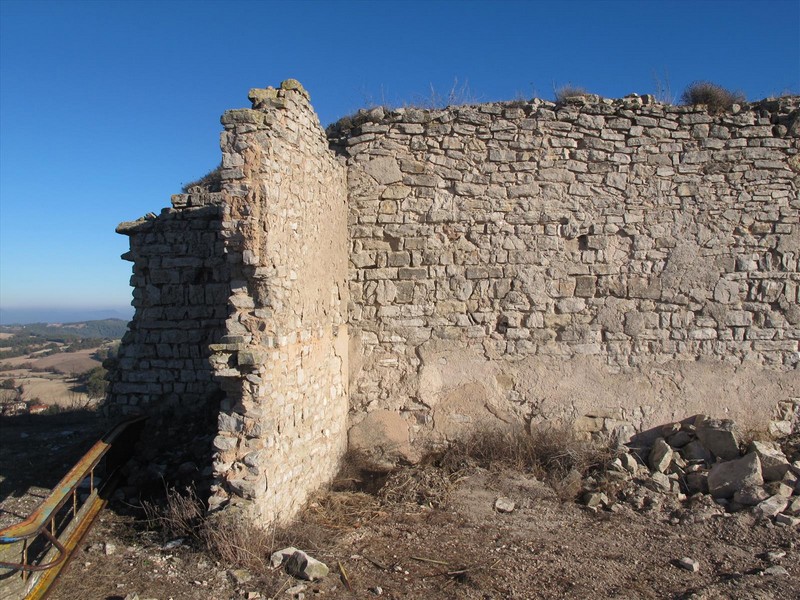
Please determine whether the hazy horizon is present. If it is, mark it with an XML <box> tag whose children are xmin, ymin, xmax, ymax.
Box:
<box><xmin>0</xmin><ymin>306</ymin><xmax>134</xmax><ymax>326</ymax></box>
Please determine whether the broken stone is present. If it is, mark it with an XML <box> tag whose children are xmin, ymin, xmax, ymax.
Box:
<box><xmin>753</xmin><ymin>495</ymin><xmax>789</xmax><ymax>520</ymax></box>
<box><xmin>619</xmin><ymin>452</ymin><xmax>639</xmax><ymax>474</ymax></box>
<box><xmin>786</xmin><ymin>497</ymin><xmax>800</xmax><ymax>516</ymax></box>
<box><xmin>648</xmin><ymin>471</ymin><xmax>673</xmax><ymax>493</ymax></box>
<box><xmin>685</xmin><ymin>471</ymin><xmax>709</xmax><ymax>495</ymax></box>
<box><xmin>667</xmin><ymin>430</ymin><xmax>692</xmax><ymax>449</ymax></box>
<box><xmin>747</xmin><ymin>441</ymin><xmax>790</xmax><ymax>481</ymax></box>
<box><xmin>733</xmin><ymin>485</ymin><xmax>769</xmax><ymax>506</ymax></box>
<box><xmin>677</xmin><ymin>557</ymin><xmax>700</xmax><ymax>572</ymax></box>
<box><xmin>782</xmin><ymin>470</ymin><xmax>799</xmax><ymax>490</ymax></box>
<box><xmin>583</xmin><ymin>491</ymin><xmax>609</xmax><ymax>509</ymax></box>
<box><xmin>707</xmin><ymin>452</ymin><xmax>763</xmax><ymax>498</ymax></box>
<box><xmin>765</xmin><ymin>550</ymin><xmax>786</xmax><ymax>562</ymax></box>
<box><xmin>775</xmin><ymin>514</ymin><xmax>800</xmax><ymax>527</ymax></box>
<box><xmin>764</xmin><ymin>481</ymin><xmax>793</xmax><ymax>498</ymax></box>
<box><xmin>228</xmin><ymin>569</ymin><xmax>253</xmax><ymax>585</ymax></box>
<box><xmin>271</xmin><ymin>547</ymin><xmax>299</xmax><ymax>568</ymax></box>
<box><xmin>695</xmin><ymin>418</ymin><xmax>740</xmax><ymax>460</ymax></box>
<box><xmin>681</xmin><ymin>440</ymin><xmax>712</xmax><ymax>464</ymax></box>
<box><xmin>761</xmin><ymin>565</ymin><xmax>789</xmax><ymax>576</ymax></box>
<box><xmin>285</xmin><ymin>550</ymin><xmax>329</xmax><ymax>581</ymax></box>
<box><xmin>285</xmin><ymin>584</ymin><xmax>307</xmax><ymax>598</ymax></box>
<box><xmin>494</xmin><ymin>497</ymin><xmax>516</xmax><ymax>513</ymax></box>
<box><xmin>649</xmin><ymin>438</ymin><xmax>674</xmax><ymax>473</ymax></box>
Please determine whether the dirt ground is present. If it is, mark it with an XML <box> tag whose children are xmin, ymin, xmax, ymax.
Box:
<box><xmin>0</xmin><ymin>411</ymin><xmax>105</xmax><ymax>528</ymax></box>
<box><xmin>48</xmin><ymin>468</ymin><xmax>799</xmax><ymax>600</ymax></box>
<box><xmin>2</xmin><ymin>412</ymin><xmax>798</xmax><ymax>600</ymax></box>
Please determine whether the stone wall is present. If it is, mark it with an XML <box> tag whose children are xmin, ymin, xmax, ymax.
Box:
<box><xmin>330</xmin><ymin>94</ymin><xmax>800</xmax><ymax>451</ymax></box>
<box><xmin>110</xmin><ymin>81</ymin><xmax>349</xmax><ymax>524</ymax></box>
<box><xmin>112</xmin><ymin>197</ymin><xmax>229</xmax><ymax>485</ymax></box>
<box><xmin>204</xmin><ymin>82</ymin><xmax>349</xmax><ymax>523</ymax></box>
<box><xmin>110</xmin><ymin>82</ymin><xmax>800</xmax><ymax>524</ymax></box>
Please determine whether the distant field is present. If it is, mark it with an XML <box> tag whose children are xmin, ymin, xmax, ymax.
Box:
<box><xmin>0</xmin><ymin>348</ymin><xmax>100</xmax><ymax>374</ymax></box>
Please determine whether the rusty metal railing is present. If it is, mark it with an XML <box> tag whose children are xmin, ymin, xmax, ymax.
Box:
<box><xmin>0</xmin><ymin>416</ymin><xmax>146</xmax><ymax>599</ymax></box>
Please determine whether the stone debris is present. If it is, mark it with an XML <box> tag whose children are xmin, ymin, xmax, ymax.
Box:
<box><xmin>707</xmin><ymin>453</ymin><xmax>763</xmax><ymax>498</ymax></box>
<box><xmin>695</xmin><ymin>418</ymin><xmax>740</xmax><ymax>461</ymax></box>
<box><xmin>228</xmin><ymin>568</ymin><xmax>253</xmax><ymax>585</ymax></box>
<box><xmin>271</xmin><ymin>548</ymin><xmax>330</xmax><ymax>581</ymax></box>
<box><xmin>494</xmin><ymin>496</ymin><xmax>516</xmax><ymax>513</ymax></box>
<box><xmin>775</xmin><ymin>513</ymin><xmax>800</xmax><ymax>527</ymax></box>
<box><xmin>677</xmin><ymin>557</ymin><xmax>700</xmax><ymax>572</ymax></box>
<box><xmin>765</xmin><ymin>550</ymin><xmax>786</xmax><ymax>562</ymax></box>
<box><xmin>747</xmin><ymin>441</ymin><xmax>791</xmax><ymax>481</ymax></box>
<box><xmin>753</xmin><ymin>495</ymin><xmax>789</xmax><ymax>520</ymax></box>
<box><xmin>575</xmin><ymin>414</ymin><xmax>799</xmax><ymax>527</ymax></box>
<box><xmin>285</xmin><ymin>583</ymin><xmax>307</xmax><ymax>598</ymax></box>
<box><xmin>582</xmin><ymin>491</ymin><xmax>609</xmax><ymax>509</ymax></box>
<box><xmin>761</xmin><ymin>565</ymin><xmax>789</xmax><ymax>576</ymax></box>
<box><xmin>649</xmin><ymin>438</ymin><xmax>674</xmax><ymax>473</ymax></box>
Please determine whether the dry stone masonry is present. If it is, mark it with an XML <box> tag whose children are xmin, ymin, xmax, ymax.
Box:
<box><xmin>108</xmin><ymin>81</ymin><xmax>800</xmax><ymax>525</ymax></box>
<box><xmin>330</xmin><ymin>92</ymin><xmax>800</xmax><ymax>457</ymax></box>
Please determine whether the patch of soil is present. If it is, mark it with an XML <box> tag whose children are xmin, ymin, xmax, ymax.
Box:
<box><xmin>49</xmin><ymin>465</ymin><xmax>798</xmax><ymax>600</ymax></box>
<box><xmin>0</xmin><ymin>411</ymin><xmax>105</xmax><ymax>528</ymax></box>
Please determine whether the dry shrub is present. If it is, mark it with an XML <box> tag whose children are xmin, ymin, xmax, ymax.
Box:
<box><xmin>378</xmin><ymin>465</ymin><xmax>454</xmax><ymax>508</ymax></box>
<box><xmin>201</xmin><ymin>512</ymin><xmax>274</xmax><ymax>575</ymax></box>
<box><xmin>181</xmin><ymin>163</ymin><xmax>223</xmax><ymax>193</ymax></box>
<box><xmin>142</xmin><ymin>486</ymin><xmax>205</xmax><ymax>542</ymax></box>
<box><xmin>305</xmin><ymin>491</ymin><xmax>383</xmax><ymax>529</ymax></box>
<box><xmin>436</xmin><ymin>425</ymin><xmax>620</xmax><ymax>499</ymax></box>
<box><xmin>681</xmin><ymin>81</ymin><xmax>745</xmax><ymax>114</ymax></box>
<box><xmin>554</xmin><ymin>84</ymin><xmax>590</xmax><ymax>103</ymax></box>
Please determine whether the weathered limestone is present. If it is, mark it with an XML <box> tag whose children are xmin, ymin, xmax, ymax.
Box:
<box><xmin>108</xmin><ymin>82</ymin><xmax>800</xmax><ymax>527</ymax></box>
<box><xmin>110</xmin><ymin>81</ymin><xmax>348</xmax><ymax>525</ymax></box>
<box><xmin>333</xmin><ymin>94</ymin><xmax>800</xmax><ymax>446</ymax></box>
<box><xmin>707</xmin><ymin>453</ymin><xmax>763</xmax><ymax>498</ymax></box>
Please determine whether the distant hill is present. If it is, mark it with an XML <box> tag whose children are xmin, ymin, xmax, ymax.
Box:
<box><xmin>0</xmin><ymin>307</ymin><xmax>134</xmax><ymax>325</ymax></box>
<box><xmin>0</xmin><ymin>318</ymin><xmax>129</xmax><ymax>340</ymax></box>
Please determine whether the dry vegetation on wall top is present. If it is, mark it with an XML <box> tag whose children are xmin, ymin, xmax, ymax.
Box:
<box><xmin>681</xmin><ymin>80</ymin><xmax>747</xmax><ymax>114</ymax></box>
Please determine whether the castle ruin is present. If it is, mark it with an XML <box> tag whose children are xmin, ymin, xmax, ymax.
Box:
<box><xmin>109</xmin><ymin>80</ymin><xmax>800</xmax><ymax>524</ymax></box>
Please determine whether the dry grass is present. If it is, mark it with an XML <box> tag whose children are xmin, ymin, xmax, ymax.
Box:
<box><xmin>681</xmin><ymin>81</ymin><xmax>745</xmax><ymax>114</ymax></box>
<box><xmin>554</xmin><ymin>84</ymin><xmax>590</xmax><ymax>103</ymax></box>
<box><xmin>142</xmin><ymin>486</ymin><xmax>205</xmax><ymax>542</ymax></box>
<box><xmin>141</xmin><ymin>426</ymin><xmax>623</xmax><ymax>583</ymax></box>
<box><xmin>434</xmin><ymin>425</ymin><xmax>620</xmax><ymax>500</ymax></box>
<box><xmin>181</xmin><ymin>163</ymin><xmax>223</xmax><ymax>193</ymax></box>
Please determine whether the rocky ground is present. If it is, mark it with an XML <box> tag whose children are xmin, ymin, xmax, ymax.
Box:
<box><xmin>44</xmin><ymin>418</ymin><xmax>800</xmax><ymax>600</ymax></box>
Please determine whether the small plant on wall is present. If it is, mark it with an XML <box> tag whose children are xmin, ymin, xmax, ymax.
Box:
<box><xmin>681</xmin><ymin>81</ymin><xmax>745</xmax><ymax>114</ymax></box>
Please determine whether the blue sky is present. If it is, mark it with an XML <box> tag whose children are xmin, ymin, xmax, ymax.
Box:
<box><xmin>1</xmin><ymin>0</ymin><xmax>798</xmax><ymax>323</ymax></box>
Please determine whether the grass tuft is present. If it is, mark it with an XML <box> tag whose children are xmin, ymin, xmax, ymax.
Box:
<box><xmin>181</xmin><ymin>163</ymin><xmax>223</xmax><ymax>193</ymax></box>
<box><xmin>680</xmin><ymin>81</ymin><xmax>745</xmax><ymax>114</ymax></box>
<box><xmin>554</xmin><ymin>84</ymin><xmax>590</xmax><ymax>103</ymax></box>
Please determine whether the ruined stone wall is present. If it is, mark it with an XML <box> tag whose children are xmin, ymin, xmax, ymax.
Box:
<box><xmin>111</xmin><ymin>196</ymin><xmax>229</xmax><ymax>488</ymax></box>
<box><xmin>330</xmin><ymin>95</ymin><xmax>800</xmax><ymax>451</ymax></box>
<box><xmin>206</xmin><ymin>83</ymin><xmax>349</xmax><ymax>522</ymax></box>
<box><xmin>111</xmin><ymin>83</ymin><xmax>800</xmax><ymax>524</ymax></box>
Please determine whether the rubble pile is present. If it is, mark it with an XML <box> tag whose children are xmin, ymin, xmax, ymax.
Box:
<box><xmin>582</xmin><ymin>415</ymin><xmax>800</xmax><ymax>526</ymax></box>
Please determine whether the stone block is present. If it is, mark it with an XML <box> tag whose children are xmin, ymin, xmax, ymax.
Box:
<box><xmin>649</xmin><ymin>438</ymin><xmax>674</xmax><ymax>473</ymax></box>
<box><xmin>753</xmin><ymin>495</ymin><xmax>789</xmax><ymax>520</ymax></box>
<box><xmin>707</xmin><ymin>452</ymin><xmax>763</xmax><ymax>498</ymax></box>
<box><xmin>696</xmin><ymin>418</ymin><xmax>740</xmax><ymax>460</ymax></box>
<box><xmin>747</xmin><ymin>441</ymin><xmax>790</xmax><ymax>481</ymax></box>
